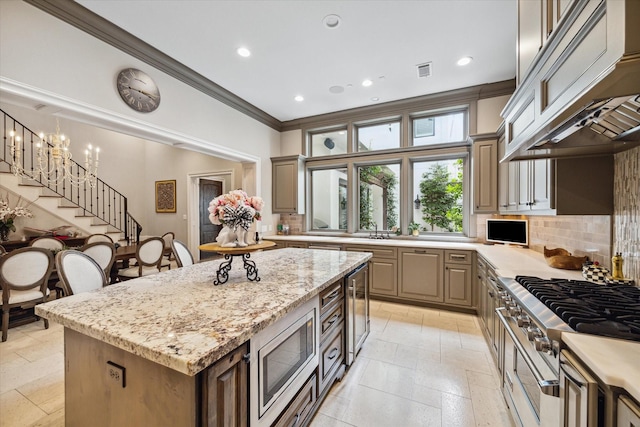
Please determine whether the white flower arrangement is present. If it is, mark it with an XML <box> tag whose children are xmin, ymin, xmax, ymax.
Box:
<box><xmin>0</xmin><ymin>194</ymin><xmax>34</xmax><ymax>234</ymax></box>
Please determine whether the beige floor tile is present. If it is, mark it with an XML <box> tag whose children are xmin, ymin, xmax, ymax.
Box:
<box><xmin>0</xmin><ymin>351</ymin><xmax>64</xmax><ymax>395</ymax></box>
<box><xmin>392</xmin><ymin>343</ymin><xmax>440</xmax><ymax>370</ymax></box>
<box><xmin>29</xmin><ymin>408</ymin><xmax>65</xmax><ymax>427</ymax></box>
<box><xmin>0</xmin><ymin>389</ymin><xmax>47</xmax><ymax>427</ymax></box>
<box><xmin>17</xmin><ymin>370</ymin><xmax>65</xmax><ymax>414</ymax></box>
<box><xmin>310</xmin><ymin>412</ymin><xmax>356</xmax><ymax>427</ymax></box>
<box><xmin>339</xmin><ymin>384</ymin><xmax>442</xmax><ymax>427</ymax></box>
<box><xmin>414</xmin><ymin>361</ymin><xmax>471</xmax><ymax>399</ymax></box>
<box><xmin>441</xmin><ymin>392</ymin><xmax>476</xmax><ymax>427</ymax></box>
<box><xmin>410</xmin><ymin>384</ymin><xmax>442</xmax><ymax>409</ymax></box>
<box><xmin>470</xmin><ymin>383</ymin><xmax>514</xmax><ymax>427</ymax></box>
<box><xmin>358</xmin><ymin>359</ymin><xmax>416</xmax><ymax>399</ymax></box>
<box><xmin>466</xmin><ymin>370</ymin><xmax>501</xmax><ymax>390</ymax></box>
<box><xmin>357</xmin><ymin>337</ymin><xmax>398</xmax><ymax>363</ymax></box>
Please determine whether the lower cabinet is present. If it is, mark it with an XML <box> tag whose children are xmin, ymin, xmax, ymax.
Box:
<box><xmin>618</xmin><ymin>395</ymin><xmax>640</xmax><ymax>427</ymax></box>
<box><xmin>398</xmin><ymin>249</ymin><xmax>443</xmax><ymax>302</ymax></box>
<box><xmin>444</xmin><ymin>263</ymin><xmax>472</xmax><ymax>306</ymax></box>
<box><xmin>272</xmin><ymin>374</ymin><xmax>317</xmax><ymax>427</ymax></box>
<box><xmin>369</xmin><ymin>257</ymin><xmax>398</xmax><ymax>296</ymax></box>
<box><xmin>202</xmin><ymin>343</ymin><xmax>249</xmax><ymax>427</ymax></box>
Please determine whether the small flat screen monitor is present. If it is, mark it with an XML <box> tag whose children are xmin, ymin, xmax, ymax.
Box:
<box><xmin>486</xmin><ymin>219</ymin><xmax>528</xmax><ymax>246</ymax></box>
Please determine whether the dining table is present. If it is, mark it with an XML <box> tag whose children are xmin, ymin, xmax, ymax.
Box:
<box><xmin>110</xmin><ymin>242</ymin><xmax>173</xmax><ymax>283</ymax></box>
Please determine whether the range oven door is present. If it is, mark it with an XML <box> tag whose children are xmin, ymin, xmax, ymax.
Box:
<box><xmin>497</xmin><ymin>308</ymin><xmax>560</xmax><ymax>427</ymax></box>
<box><xmin>250</xmin><ymin>298</ymin><xmax>319</xmax><ymax>427</ymax></box>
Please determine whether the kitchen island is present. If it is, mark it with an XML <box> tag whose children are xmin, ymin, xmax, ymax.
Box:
<box><xmin>36</xmin><ymin>248</ymin><xmax>371</xmax><ymax>426</ymax></box>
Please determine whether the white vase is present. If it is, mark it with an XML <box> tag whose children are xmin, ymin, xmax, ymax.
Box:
<box><xmin>216</xmin><ymin>225</ymin><xmax>238</xmax><ymax>247</ymax></box>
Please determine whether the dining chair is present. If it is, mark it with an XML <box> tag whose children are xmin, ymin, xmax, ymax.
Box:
<box><xmin>117</xmin><ymin>237</ymin><xmax>165</xmax><ymax>281</ymax></box>
<box><xmin>0</xmin><ymin>245</ymin><xmax>6</xmax><ymax>256</ymax></box>
<box><xmin>55</xmin><ymin>240</ymin><xmax>115</xmax><ymax>295</ymax></box>
<box><xmin>0</xmin><ymin>247</ymin><xmax>54</xmax><ymax>342</ymax></box>
<box><xmin>171</xmin><ymin>239</ymin><xmax>194</xmax><ymax>268</ymax></box>
<box><xmin>84</xmin><ymin>233</ymin><xmax>114</xmax><ymax>244</ymax></box>
<box><xmin>56</xmin><ymin>250</ymin><xmax>107</xmax><ymax>296</ymax></box>
<box><xmin>160</xmin><ymin>231</ymin><xmax>175</xmax><ymax>270</ymax></box>
<box><xmin>30</xmin><ymin>236</ymin><xmax>65</xmax><ymax>251</ymax></box>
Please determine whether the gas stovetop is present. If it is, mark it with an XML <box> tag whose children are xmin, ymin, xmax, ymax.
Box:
<box><xmin>515</xmin><ymin>276</ymin><xmax>640</xmax><ymax>342</ymax></box>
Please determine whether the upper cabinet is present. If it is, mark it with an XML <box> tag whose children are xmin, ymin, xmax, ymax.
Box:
<box><xmin>517</xmin><ymin>0</ymin><xmax>574</xmax><ymax>85</ymax></box>
<box><xmin>504</xmin><ymin>0</ymin><xmax>640</xmax><ymax>161</ymax></box>
<box><xmin>271</xmin><ymin>155</ymin><xmax>306</xmax><ymax>214</ymax></box>
<box><xmin>471</xmin><ymin>134</ymin><xmax>498</xmax><ymax>214</ymax></box>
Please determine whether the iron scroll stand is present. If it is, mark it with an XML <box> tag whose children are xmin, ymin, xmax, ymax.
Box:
<box><xmin>214</xmin><ymin>253</ymin><xmax>260</xmax><ymax>285</ymax></box>
<box><xmin>198</xmin><ymin>241</ymin><xmax>276</xmax><ymax>286</ymax></box>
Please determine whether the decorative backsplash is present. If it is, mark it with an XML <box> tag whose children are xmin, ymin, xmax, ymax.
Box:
<box><xmin>476</xmin><ymin>214</ymin><xmax>611</xmax><ymax>266</ymax></box>
<box><xmin>614</xmin><ymin>146</ymin><xmax>639</xmax><ymax>282</ymax></box>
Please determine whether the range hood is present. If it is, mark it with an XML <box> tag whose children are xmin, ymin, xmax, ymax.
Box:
<box><xmin>533</xmin><ymin>94</ymin><xmax>640</xmax><ymax>153</ymax></box>
<box><xmin>503</xmin><ymin>0</ymin><xmax>640</xmax><ymax>160</ymax></box>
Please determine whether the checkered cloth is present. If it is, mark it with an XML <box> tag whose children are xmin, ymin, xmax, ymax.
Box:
<box><xmin>582</xmin><ymin>265</ymin><xmax>609</xmax><ymax>283</ymax></box>
<box><xmin>604</xmin><ymin>277</ymin><xmax>636</xmax><ymax>286</ymax></box>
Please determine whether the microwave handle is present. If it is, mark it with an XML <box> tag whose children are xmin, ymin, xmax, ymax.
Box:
<box><xmin>496</xmin><ymin>308</ymin><xmax>559</xmax><ymax>397</ymax></box>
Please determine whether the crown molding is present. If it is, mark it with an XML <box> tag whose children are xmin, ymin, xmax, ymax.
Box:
<box><xmin>23</xmin><ymin>0</ymin><xmax>282</xmax><ymax>131</ymax></box>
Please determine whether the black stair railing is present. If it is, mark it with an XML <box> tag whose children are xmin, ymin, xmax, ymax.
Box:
<box><xmin>1</xmin><ymin>108</ymin><xmax>141</xmax><ymax>241</ymax></box>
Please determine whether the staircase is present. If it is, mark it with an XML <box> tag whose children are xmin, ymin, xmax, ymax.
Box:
<box><xmin>1</xmin><ymin>108</ymin><xmax>142</xmax><ymax>244</ymax></box>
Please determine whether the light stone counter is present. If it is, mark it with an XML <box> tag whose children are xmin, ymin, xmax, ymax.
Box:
<box><xmin>36</xmin><ymin>248</ymin><xmax>371</xmax><ymax>376</ymax></box>
<box><xmin>266</xmin><ymin>235</ymin><xmax>586</xmax><ymax>281</ymax></box>
<box><xmin>562</xmin><ymin>333</ymin><xmax>640</xmax><ymax>402</ymax></box>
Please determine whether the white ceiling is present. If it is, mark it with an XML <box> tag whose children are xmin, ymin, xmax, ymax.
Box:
<box><xmin>77</xmin><ymin>0</ymin><xmax>517</xmax><ymax>123</ymax></box>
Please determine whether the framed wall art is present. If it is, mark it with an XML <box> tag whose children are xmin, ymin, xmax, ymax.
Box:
<box><xmin>155</xmin><ymin>180</ymin><xmax>176</xmax><ymax>213</ymax></box>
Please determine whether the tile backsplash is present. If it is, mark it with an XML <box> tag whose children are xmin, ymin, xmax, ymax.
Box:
<box><xmin>613</xmin><ymin>146</ymin><xmax>639</xmax><ymax>281</ymax></box>
<box><xmin>476</xmin><ymin>214</ymin><xmax>611</xmax><ymax>267</ymax></box>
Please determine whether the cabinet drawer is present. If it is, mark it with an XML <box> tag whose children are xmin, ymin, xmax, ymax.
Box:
<box><xmin>444</xmin><ymin>250</ymin><xmax>472</xmax><ymax>265</ymax></box>
<box><xmin>285</xmin><ymin>242</ymin><xmax>308</xmax><ymax>249</ymax></box>
<box><xmin>345</xmin><ymin>245</ymin><xmax>397</xmax><ymax>259</ymax></box>
<box><xmin>319</xmin><ymin>323</ymin><xmax>344</xmax><ymax>392</ymax></box>
<box><xmin>272</xmin><ymin>374</ymin><xmax>316</xmax><ymax>427</ymax></box>
<box><xmin>319</xmin><ymin>281</ymin><xmax>343</xmax><ymax>314</ymax></box>
<box><xmin>320</xmin><ymin>299</ymin><xmax>344</xmax><ymax>342</ymax></box>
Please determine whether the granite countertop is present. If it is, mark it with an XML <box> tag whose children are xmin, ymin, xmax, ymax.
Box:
<box><xmin>266</xmin><ymin>235</ymin><xmax>586</xmax><ymax>281</ymax></box>
<box><xmin>36</xmin><ymin>248</ymin><xmax>371</xmax><ymax>376</ymax></box>
<box><xmin>562</xmin><ymin>333</ymin><xmax>640</xmax><ymax>402</ymax></box>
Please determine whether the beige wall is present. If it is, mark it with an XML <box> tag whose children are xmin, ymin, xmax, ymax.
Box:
<box><xmin>477</xmin><ymin>95</ymin><xmax>510</xmax><ymax>134</ymax></box>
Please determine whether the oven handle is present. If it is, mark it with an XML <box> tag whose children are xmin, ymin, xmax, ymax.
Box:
<box><xmin>496</xmin><ymin>308</ymin><xmax>559</xmax><ymax>397</ymax></box>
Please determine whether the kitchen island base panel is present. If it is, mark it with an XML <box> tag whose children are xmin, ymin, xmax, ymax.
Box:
<box><xmin>369</xmin><ymin>295</ymin><xmax>477</xmax><ymax>315</ymax></box>
<box><xmin>65</xmin><ymin>328</ymin><xmax>198</xmax><ymax>427</ymax></box>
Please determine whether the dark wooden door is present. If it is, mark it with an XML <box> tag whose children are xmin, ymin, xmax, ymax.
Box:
<box><xmin>199</xmin><ymin>179</ymin><xmax>222</xmax><ymax>260</ymax></box>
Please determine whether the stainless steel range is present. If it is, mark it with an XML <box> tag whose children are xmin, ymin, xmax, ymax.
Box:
<box><xmin>497</xmin><ymin>275</ymin><xmax>640</xmax><ymax>427</ymax></box>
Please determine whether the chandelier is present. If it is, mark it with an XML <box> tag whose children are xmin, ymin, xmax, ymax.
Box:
<box><xmin>9</xmin><ymin>120</ymin><xmax>100</xmax><ymax>188</ymax></box>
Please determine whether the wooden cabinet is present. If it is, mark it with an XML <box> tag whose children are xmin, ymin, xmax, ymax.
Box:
<box><xmin>286</xmin><ymin>241</ymin><xmax>308</xmax><ymax>249</ymax></box>
<box><xmin>272</xmin><ymin>374</ymin><xmax>316</xmax><ymax>427</ymax></box>
<box><xmin>398</xmin><ymin>248</ymin><xmax>443</xmax><ymax>302</ymax></box>
<box><xmin>444</xmin><ymin>250</ymin><xmax>473</xmax><ymax>307</ymax></box>
<box><xmin>618</xmin><ymin>395</ymin><xmax>640</xmax><ymax>427</ymax></box>
<box><xmin>477</xmin><ymin>255</ymin><xmax>502</xmax><ymax>372</ymax></box>
<box><xmin>317</xmin><ymin>281</ymin><xmax>345</xmax><ymax>396</ymax></box>
<box><xmin>272</xmin><ymin>155</ymin><xmax>305</xmax><ymax>214</ymax></box>
<box><xmin>471</xmin><ymin>134</ymin><xmax>498</xmax><ymax>213</ymax></box>
<box><xmin>517</xmin><ymin>0</ymin><xmax>545</xmax><ymax>85</ymax></box>
<box><xmin>499</xmin><ymin>155</ymin><xmax>613</xmax><ymax>214</ymax></box>
<box><xmin>202</xmin><ymin>343</ymin><xmax>249</xmax><ymax>427</ymax></box>
<box><xmin>345</xmin><ymin>245</ymin><xmax>398</xmax><ymax>297</ymax></box>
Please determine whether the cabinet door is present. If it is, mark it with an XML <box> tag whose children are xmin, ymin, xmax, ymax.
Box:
<box><xmin>272</xmin><ymin>156</ymin><xmax>305</xmax><ymax>214</ymax></box>
<box><xmin>517</xmin><ymin>0</ymin><xmax>544</xmax><ymax>84</ymax></box>
<box><xmin>618</xmin><ymin>395</ymin><xmax>640</xmax><ymax>427</ymax></box>
<box><xmin>369</xmin><ymin>258</ymin><xmax>398</xmax><ymax>297</ymax></box>
<box><xmin>203</xmin><ymin>343</ymin><xmax>248</xmax><ymax>427</ymax></box>
<box><xmin>444</xmin><ymin>264</ymin><xmax>472</xmax><ymax>307</ymax></box>
<box><xmin>506</xmin><ymin>161</ymin><xmax>519</xmax><ymax>211</ymax></box>
<box><xmin>473</xmin><ymin>139</ymin><xmax>498</xmax><ymax>213</ymax></box>
<box><xmin>530</xmin><ymin>158</ymin><xmax>552</xmax><ymax>210</ymax></box>
<box><xmin>398</xmin><ymin>249</ymin><xmax>443</xmax><ymax>302</ymax></box>
<box><xmin>517</xmin><ymin>160</ymin><xmax>531</xmax><ymax>210</ymax></box>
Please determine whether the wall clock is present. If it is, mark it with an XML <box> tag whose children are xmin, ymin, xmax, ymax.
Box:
<box><xmin>116</xmin><ymin>68</ymin><xmax>161</xmax><ymax>113</ymax></box>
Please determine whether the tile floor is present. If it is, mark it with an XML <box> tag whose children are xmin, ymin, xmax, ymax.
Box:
<box><xmin>0</xmin><ymin>300</ymin><xmax>513</xmax><ymax>427</ymax></box>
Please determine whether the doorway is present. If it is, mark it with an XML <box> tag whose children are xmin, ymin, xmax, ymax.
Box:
<box><xmin>199</xmin><ymin>179</ymin><xmax>223</xmax><ymax>260</ymax></box>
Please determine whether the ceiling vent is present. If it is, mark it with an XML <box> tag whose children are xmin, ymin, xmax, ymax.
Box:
<box><xmin>417</xmin><ymin>62</ymin><xmax>432</xmax><ymax>78</ymax></box>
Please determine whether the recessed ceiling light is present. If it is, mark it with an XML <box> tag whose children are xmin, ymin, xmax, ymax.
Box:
<box><xmin>237</xmin><ymin>47</ymin><xmax>251</xmax><ymax>57</ymax></box>
<box><xmin>329</xmin><ymin>85</ymin><xmax>344</xmax><ymax>94</ymax></box>
<box><xmin>457</xmin><ymin>56</ymin><xmax>473</xmax><ymax>66</ymax></box>
<box><xmin>294</xmin><ymin>95</ymin><xmax>304</xmax><ymax>102</ymax></box>
<box><xmin>323</xmin><ymin>14</ymin><xmax>341</xmax><ymax>29</ymax></box>
<box><xmin>371</xmin><ymin>97</ymin><xmax>380</xmax><ymax>102</ymax></box>
<box><xmin>362</xmin><ymin>79</ymin><xmax>373</xmax><ymax>87</ymax></box>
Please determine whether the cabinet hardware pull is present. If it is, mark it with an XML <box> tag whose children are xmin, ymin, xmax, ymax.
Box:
<box><xmin>242</xmin><ymin>353</ymin><xmax>250</xmax><ymax>364</ymax></box>
<box><xmin>327</xmin><ymin>314</ymin><xmax>339</xmax><ymax>325</ymax></box>
<box><xmin>328</xmin><ymin>348</ymin><xmax>339</xmax><ymax>360</ymax></box>
<box><xmin>292</xmin><ymin>413</ymin><xmax>301</xmax><ymax>427</ymax></box>
<box><xmin>451</xmin><ymin>255</ymin><xmax>466</xmax><ymax>260</ymax></box>
<box><xmin>415</xmin><ymin>250</ymin><xmax>426</xmax><ymax>254</ymax></box>
<box><xmin>325</xmin><ymin>289</ymin><xmax>340</xmax><ymax>300</ymax></box>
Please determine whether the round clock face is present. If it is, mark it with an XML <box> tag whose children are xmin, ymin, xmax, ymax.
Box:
<box><xmin>116</xmin><ymin>68</ymin><xmax>161</xmax><ymax>113</ymax></box>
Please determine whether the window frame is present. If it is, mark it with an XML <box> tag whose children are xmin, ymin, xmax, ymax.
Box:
<box><xmin>410</xmin><ymin>107</ymin><xmax>469</xmax><ymax>148</ymax></box>
<box><xmin>354</xmin><ymin>116</ymin><xmax>402</xmax><ymax>153</ymax></box>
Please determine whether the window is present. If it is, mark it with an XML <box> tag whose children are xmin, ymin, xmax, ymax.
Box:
<box><xmin>310</xmin><ymin>168</ymin><xmax>348</xmax><ymax>230</ymax></box>
<box><xmin>358</xmin><ymin>163</ymin><xmax>399</xmax><ymax>231</ymax></box>
<box><xmin>356</xmin><ymin>121</ymin><xmax>400</xmax><ymax>152</ymax></box>
<box><xmin>310</xmin><ymin>129</ymin><xmax>347</xmax><ymax>156</ymax></box>
<box><xmin>412</xmin><ymin>111</ymin><xmax>466</xmax><ymax>146</ymax></box>
<box><xmin>412</xmin><ymin>158</ymin><xmax>464</xmax><ymax>233</ymax></box>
